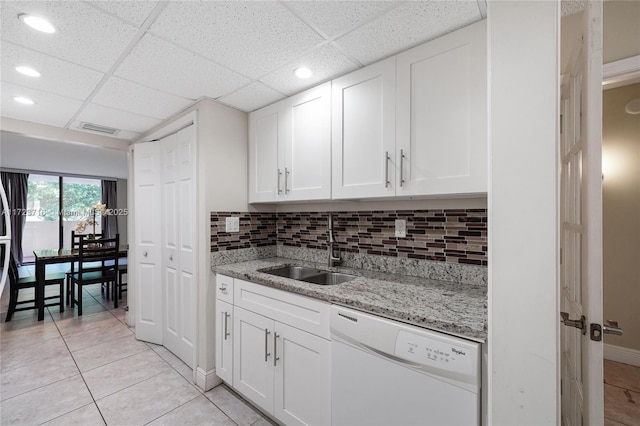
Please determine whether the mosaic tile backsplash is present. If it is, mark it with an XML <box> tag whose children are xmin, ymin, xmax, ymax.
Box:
<box><xmin>211</xmin><ymin>210</ymin><xmax>487</xmax><ymax>265</ymax></box>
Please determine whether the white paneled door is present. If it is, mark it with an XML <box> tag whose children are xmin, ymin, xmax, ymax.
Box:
<box><xmin>135</xmin><ymin>124</ymin><xmax>196</xmax><ymax>368</ymax></box>
<box><xmin>560</xmin><ymin>2</ymin><xmax>604</xmax><ymax>425</ymax></box>
<box><xmin>161</xmin><ymin>126</ymin><xmax>196</xmax><ymax>368</ymax></box>
<box><xmin>134</xmin><ymin>141</ymin><xmax>163</xmax><ymax>344</ymax></box>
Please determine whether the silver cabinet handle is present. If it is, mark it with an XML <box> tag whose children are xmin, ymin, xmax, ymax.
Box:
<box><xmin>284</xmin><ymin>168</ymin><xmax>290</xmax><ymax>194</ymax></box>
<box><xmin>385</xmin><ymin>151</ymin><xmax>390</xmax><ymax>188</ymax></box>
<box><xmin>277</xmin><ymin>169</ymin><xmax>283</xmax><ymax>194</ymax></box>
<box><xmin>169</xmin><ymin>254</ymin><xmax>173</xmax><ymax>262</ymax></box>
<box><xmin>264</xmin><ymin>328</ymin><xmax>271</xmax><ymax>362</ymax></box>
<box><xmin>218</xmin><ymin>285</ymin><xmax>227</xmax><ymax>294</ymax></box>
<box><xmin>274</xmin><ymin>332</ymin><xmax>280</xmax><ymax>366</ymax></box>
<box><xmin>143</xmin><ymin>251</ymin><xmax>148</xmax><ymax>258</ymax></box>
<box><xmin>399</xmin><ymin>149</ymin><xmax>406</xmax><ymax>187</ymax></box>
<box><xmin>223</xmin><ymin>312</ymin><xmax>230</xmax><ymax>340</ymax></box>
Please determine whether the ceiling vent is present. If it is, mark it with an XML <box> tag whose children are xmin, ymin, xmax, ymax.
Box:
<box><xmin>79</xmin><ymin>122</ymin><xmax>120</xmax><ymax>135</ymax></box>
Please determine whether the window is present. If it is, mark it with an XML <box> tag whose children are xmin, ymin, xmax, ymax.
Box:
<box><xmin>22</xmin><ymin>174</ymin><xmax>101</xmax><ymax>263</ymax></box>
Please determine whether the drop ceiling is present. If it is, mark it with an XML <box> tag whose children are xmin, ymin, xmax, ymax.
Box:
<box><xmin>1</xmin><ymin>1</ymin><xmax>584</xmax><ymax>142</ymax></box>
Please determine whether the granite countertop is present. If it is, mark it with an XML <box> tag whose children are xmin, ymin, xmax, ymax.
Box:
<box><xmin>215</xmin><ymin>257</ymin><xmax>487</xmax><ymax>342</ymax></box>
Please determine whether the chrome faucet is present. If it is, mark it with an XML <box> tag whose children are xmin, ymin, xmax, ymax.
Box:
<box><xmin>328</xmin><ymin>214</ymin><xmax>341</xmax><ymax>267</ymax></box>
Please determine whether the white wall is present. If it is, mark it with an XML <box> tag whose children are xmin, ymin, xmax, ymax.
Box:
<box><xmin>602</xmin><ymin>83</ymin><xmax>640</xmax><ymax>353</ymax></box>
<box><xmin>488</xmin><ymin>1</ymin><xmax>559</xmax><ymax>424</ymax></box>
<box><xmin>603</xmin><ymin>0</ymin><xmax>640</xmax><ymax>64</ymax></box>
<box><xmin>0</xmin><ymin>130</ymin><xmax>128</xmax><ymax>179</ymax></box>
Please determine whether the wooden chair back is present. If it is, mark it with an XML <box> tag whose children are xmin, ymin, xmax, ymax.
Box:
<box><xmin>77</xmin><ymin>234</ymin><xmax>119</xmax><ymax>278</ymax></box>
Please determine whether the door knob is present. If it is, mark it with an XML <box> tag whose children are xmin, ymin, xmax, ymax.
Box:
<box><xmin>603</xmin><ymin>320</ymin><xmax>623</xmax><ymax>336</ymax></box>
<box><xmin>560</xmin><ymin>312</ymin><xmax>586</xmax><ymax>334</ymax></box>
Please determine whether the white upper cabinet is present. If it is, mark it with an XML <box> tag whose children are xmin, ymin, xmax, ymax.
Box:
<box><xmin>249</xmin><ymin>21</ymin><xmax>487</xmax><ymax>202</ymax></box>
<box><xmin>248</xmin><ymin>102</ymin><xmax>284</xmax><ymax>203</ymax></box>
<box><xmin>248</xmin><ymin>83</ymin><xmax>331</xmax><ymax>203</ymax></box>
<box><xmin>332</xmin><ymin>57</ymin><xmax>396</xmax><ymax>199</ymax></box>
<box><xmin>396</xmin><ymin>20</ymin><xmax>487</xmax><ymax>196</ymax></box>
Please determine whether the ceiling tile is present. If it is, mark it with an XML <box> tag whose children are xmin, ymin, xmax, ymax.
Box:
<box><xmin>76</xmin><ymin>103</ymin><xmax>162</xmax><ymax>134</ymax></box>
<box><xmin>218</xmin><ymin>82</ymin><xmax>286</xmax><ymax>113</ymax></box>
<box><xmin>261</xmin><ymin>44</ymin><xmax>359</xmax><ymax>96</ymax></box>
<box><xmin>149</xmin><ymin>1</ymin><xmax>325</xmax><ymax>79</ymax></box>
<box><xmin>285</xmin><ymin>1</ymin><xmax>401</xmax><ymax>38</ymax></box>
<box><xmin>0</xmin><ymin>1</ymin><xmax>137</xmax><ymax>72</ymax></box>
<box><xmin>0</xmin><ymin>81</ymin><xmax>83</xmax><ymax>127</ymax></box>
<box><xmin>114</xmin><ymin>33</ymin><xmax>250</xmax><ymax>100</ymax></box>
<box><xmin>92</xmin><ymin>76</ymin><xmax>193</xmax><ymax>120</ymax></box>
<box><xmin>1</xmin><ymin>41</ymin><xmax>104</xmax><ymax>101</ymax></box>
<box><xmin>335</xmin><ymin>1</ymin><xmax>482</xmax><ymax>65</ymax></box>
<box><xmin>87</xmin><ymin>0</ymin><xmax>159</xmax><ymax>27</ymax></box>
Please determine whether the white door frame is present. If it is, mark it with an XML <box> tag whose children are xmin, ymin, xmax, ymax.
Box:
<box><xmin>602</xmin><ymin>55</ymin><xmax>640</xmax><ymax>89</ymax></box>
<box><xmin>487</xmin><ymin>1</ymin><xmax>560</xmax><ymax>424</ymax></box>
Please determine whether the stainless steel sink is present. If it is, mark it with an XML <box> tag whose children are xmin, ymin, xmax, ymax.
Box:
<box><xmin>263</xmin><ymin>266</ymin><xmax>327</xmax><ymax>280</ymax></box>
<box><xmin>300</xmin><ymin>272</ymin><xmax>357</xmax><ymax>285</ymax></box>
<box><xmin>261</xmin><ymin>266</ymin><xmax>357</xmax><ymax>285</ymax></box>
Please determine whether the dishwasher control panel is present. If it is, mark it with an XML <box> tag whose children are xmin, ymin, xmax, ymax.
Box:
<box><xmin>395</xmin><ymin>329</ymin><xmax>476</xmax><ymax>375</ymax></box>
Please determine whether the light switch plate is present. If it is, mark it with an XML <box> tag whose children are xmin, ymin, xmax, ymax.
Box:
<box><xmin>226</xmin><ymin>217</ymin><xmax>240</xmax><ymax>233</ymax></box>
<box><xmin>395</xmin><ymin>219</ymin><xmax>406</xmax><ymax>238</ymax></box>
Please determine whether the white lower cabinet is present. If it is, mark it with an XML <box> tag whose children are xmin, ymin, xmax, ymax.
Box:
<box><xmin>216</xmin><ymin>275</ymin><xmax>331</xmax><ymax>425</ymax></box>
<box><xmin>274</xmin><ymin>322</ymin><xmax>331</xmax><ymax>426</ymax></box>
<box><xmin>215</xmin><ymin>299</ymin><xmax>233</xmax><ymax>384</ymax></box>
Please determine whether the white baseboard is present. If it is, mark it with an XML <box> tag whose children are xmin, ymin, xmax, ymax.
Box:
<box><xmin>195</xmin><ymin>367</ymin><xmax>222</xmax><ymax>392</ymax></box>
<box><xmin>604</xmin><ymin>343</ymin><xmax>640</xmax><ymax>367</ymax></box>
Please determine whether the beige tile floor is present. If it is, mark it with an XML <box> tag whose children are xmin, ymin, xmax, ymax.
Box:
<box><xmin>0</xmin><ymin>281</ymin><xmax>269</xmax><ymax>426</ymax></box>
<box><xmin>4</xmin><ymin>268</ymin><xmax>638</xmax><ymax>426</ymax></box>
<box><xmin>605</xmin><ymin>359</ymin><xmax>640</xmax><ymax>426</ymax></box>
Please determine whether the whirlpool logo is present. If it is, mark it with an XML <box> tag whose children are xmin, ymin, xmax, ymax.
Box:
<box><xmin>452</xmin><ymin>348</ymin><xmax>466</xmax><ymax>356</ymax></box>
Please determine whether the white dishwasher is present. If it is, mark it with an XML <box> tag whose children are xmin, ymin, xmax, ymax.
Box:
<box><xmin>331</xmin><ymin>306</ymin><xmax>481</xmax><ymax>426</ymax></box>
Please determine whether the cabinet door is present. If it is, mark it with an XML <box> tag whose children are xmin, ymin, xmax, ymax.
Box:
<box><xmin>233</xmin><ymin>307</ymin><xmax>274</xmax><ymax>415</ymax></box>
<box><xmin>283</xmin><ymin>83</ymin><xmax>331</xmax><ymax>201</ymax></box>
<box><xmin>396</xmin><ymin>20</ymin><xmax>487</xmax><ymax>196</ymax></box>
<box><xmin>332</xmin><ymin>57</ymin><xmax>396</xmax><ymax>199</ymax></box>
<box><xmin>215</xmin><ymin>299</ymin><xmax>234</xmax><ymax>384</ymax></box>
<box><xmin>274</xmin><ymin>322</ymin><xmax>331</xmax><ymax>426</ymax></box>
<box><xmin>248</xmin><ymin>102</ymin><xmax>285</xmax><ymax>203</ymax></box>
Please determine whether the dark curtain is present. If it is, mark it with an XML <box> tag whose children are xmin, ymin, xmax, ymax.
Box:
<box><xmin>1</xmin><ymin>172</ymin><xmax>29</xmax><ymax>265</ymax></box>
<box><xmin>101</xmin><ymin>180</ymin><xmax>118</xmax><ymax>239</ymax></box>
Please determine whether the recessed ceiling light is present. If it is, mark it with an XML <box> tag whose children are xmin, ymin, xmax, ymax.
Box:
<box><xmin>294</xmin><ymin>67</ymin><xmax>313</xmax><ymax>79</ymax></box>
<box><xmin>13</xmin><ymin>96</ymin><xmax>35</xmax><ymax>105</ymax></box>
<box><xmin>18</xmin><ymin>13</ymin><xmax>56</xmax><ymax>34</ymax></box>
<box><xmin>15</xmin><ymin>66</ymin><xmax>41</xmax><ymax>77</ymax></box>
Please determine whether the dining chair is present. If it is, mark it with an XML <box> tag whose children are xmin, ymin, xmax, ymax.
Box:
<box><xmin>5</xmin><ymin>251</ymin><xmax>65</xmax><ymax>321</ymax></box>
<box><xmin>68</xmin><ymin>234</ymin><xmax>118</xmax><ymax>316</ymax></box>
<box><xmin>66</xmin><ymin>230</ymin><xmax>103</xmax><ymax>305</ymax></box>
<box><xmin>117</xmin><ymin>257</ymin><xmax>127</xmax><ymax>299</ymax></box>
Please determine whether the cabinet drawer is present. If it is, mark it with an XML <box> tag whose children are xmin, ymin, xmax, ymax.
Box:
<box><xmin>216</xmin><ymin>274</ymin><xmax>234</xmax><ymax>303</ymax></box>
<box><xmin>234</xmin><ymin>279</ymin><xmax>330</xmax><ymax>339</ymax></box>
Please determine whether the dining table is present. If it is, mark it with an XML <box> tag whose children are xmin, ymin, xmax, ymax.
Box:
<box><xmin>33</xmin><ymin>246</ymin><xmax>128</xmax><ymax>320</ymax></box>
